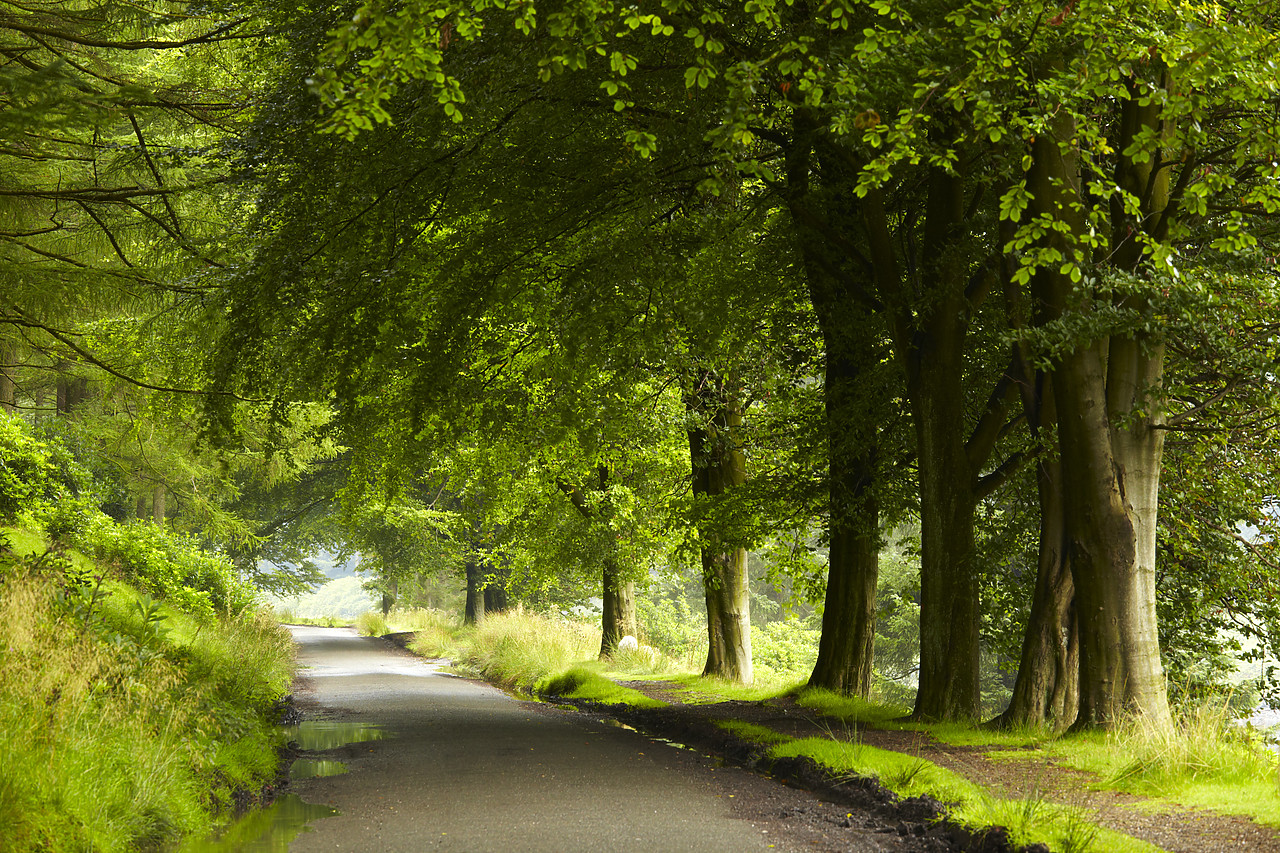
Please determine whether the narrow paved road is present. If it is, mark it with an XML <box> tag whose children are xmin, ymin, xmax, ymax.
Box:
<box><xmin>286</xmin><ymin>626</ymin><xmax>813</xmax><ymax>852</ymax></box>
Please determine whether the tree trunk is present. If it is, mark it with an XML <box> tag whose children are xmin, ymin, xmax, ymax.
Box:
<box><xmin>997</xmin><ymin>454</ymin><xmax>1079</xmax><ymax>729</ymax></box>
<box><xmin>804</xmin><ymin>301</ymin><xmax>881</xmax><ymax>697</ymax></box>
<box><xmin>908</xmin><ymin>323</ymin><xmax>981</xmax><ymax>721</ymax></box>
<box><xmin>136</xmin><ymin>490</ymin><xmax>149</xmax><ymax>520</ymax></box>
<box><xmin>464</xmin><ymin>557</ymin><xmax>486</xmax><ymax>625</ymax></box>
<box><xmin>599</xmin><ymin>558</ymin><xmax>636</xmax><ymax>658</ymax></box>
<box><xmin>381</xmin><ymin>576</ymin><xmax>398</xmax><ymax>615</ymax></box>
<box><xmin>56</xmin><ymin>362</ymin><xmax>70</xmax><ymax>416</ymax></box>
<box><xmin>483</xmin><ymin>571</ymin><xmax>509</xmax><ymax>614</ymax></box>
<box><xmin>152</xmin><ymin>485</ymin><xmax>166</xmax><ymax>526</ymax></box>
<box><xmin>900</xmin><ymin>168</ymin><xmax>986</xmax><ymax>722</ymax></box>
<box><xmin>809</xmin><ymin>491</ymin><xmax>879</xmax><ymax>694</ymax></box>
<box><xmin>785</xmin><ymin>111</ymin><xmax>885</xmax><ymax>697</ymax></box>
<box><xmin>995</xmin><ymin>361</ymin><xmax>1080</xmax><ymax>730</ymax></box>
<box><xmin>687</xmin><ymin>371</ymin><xmax>752</xmax><ymax>683</ymax></box>
<box><xmin>1028</xmin><ymin>97</ymin><xmax>1173</xmax><ymax>729</ymax></box>
<box><xmin>1056</xmin><ymin>341</ymin><xmax>1170</xmax><ymax>727</ymax></box>
<box><xmin>0</xmin><ymin>340</ymin><xmax>15</xmax><ymax>412</ymax></box>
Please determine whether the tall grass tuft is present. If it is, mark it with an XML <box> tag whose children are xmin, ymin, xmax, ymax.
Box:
<box><xmin>355</xmin><ymin>610</ymin><xmax>389</xmax><ymax>637</ymax></box>
<box><xmin>457</xmin><ymin>607</ymin><xmax>598</xmax><ymax>689</ymax></box>
<box><xmin>1105</xmin><ymin>701</ymin><xmax>1279</xmax><ymax>793</ymax></box>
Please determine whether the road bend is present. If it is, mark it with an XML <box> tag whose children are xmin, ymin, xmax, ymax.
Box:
<box><xmin>284</xmin><ymin>625</ymin><xmax>791</xmax><ymax>853</ymax></box>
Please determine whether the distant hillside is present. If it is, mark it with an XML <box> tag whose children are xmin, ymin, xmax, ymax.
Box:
<box><xmin>268</xmin><ymin>551</ymin><xmax>377</xmax><ymax>619</ymax></box>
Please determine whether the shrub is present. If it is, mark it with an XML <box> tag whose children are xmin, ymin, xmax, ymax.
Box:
<box><xmin>76</xmin><ymin>520</ymin><xmax>258</xmax><ymax>619</ymax></box>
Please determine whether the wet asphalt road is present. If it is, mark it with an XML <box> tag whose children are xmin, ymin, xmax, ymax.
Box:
<box><xmin>285</xmin><ymin>625</ymin><xmax>793</xmax><ymax>853</ymax></box>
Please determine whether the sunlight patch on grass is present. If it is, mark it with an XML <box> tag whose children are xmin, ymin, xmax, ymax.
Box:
<box><xmin>538</xmin><ymin>666</ymin><xmax>666</xmax><ymax>708</ymax></box>
<box><xmin>772</xmin><ymin>736</ymin><xmax>985</xmax><ymax>805</ymax></box>
<box><xmin>794</xmin><ymin>686</ymin><xmax>911</xmax><ymax>726</ymax></box>
<box><xmin>663</xmin><ymin>672</ymin><xmax>804</xmax><ymax>704</ymax></box>
<box><xmin>715</xmin><ymin>719</ymin><xmax>792</xmax><ymax>746</ymax></box>
<box><xmin>908</xmin><ymin>722</ymin><xmax>1049</xmax><ymax>749</ymax></box>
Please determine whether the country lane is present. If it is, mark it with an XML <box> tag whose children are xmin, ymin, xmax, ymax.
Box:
<box><xmin>283</xmin><ymin>625</ymin><xmax>827</xmax><ymax>853</ymax></box>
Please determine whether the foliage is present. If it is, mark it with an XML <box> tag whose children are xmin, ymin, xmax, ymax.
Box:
<box><xmin>77</xmin><ymin>521</ymin><xmax>258</xmax><ymax>619</ymax></box>
<box><xmin>2</xmin><ymin>413</ymin><xmax>258</xmax><ymax>619</ymax></box>
<box><xmin>0</xmin><ymin>414</ymin><xmax>95</xmax><ymax>524</ymax></box>
<box><xmin>0</xmin><ymin>534</ymin><xmax>292</xmax><ymax>852</ymax></box>
<box><xmin>750</xmin><ymin>618</ymin><xmax>821</xmax><ymax>683</ymax></box>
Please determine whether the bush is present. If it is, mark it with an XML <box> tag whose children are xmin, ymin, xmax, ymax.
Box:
<box><xmin>76</xmin><ymin>520</ymin><xmax>258</xmax><ymax>619</ymax></box>
<box><xmin>751</xmin><ymin>619</ymin><xmax>820</xmax><ymax>682</ymax></box>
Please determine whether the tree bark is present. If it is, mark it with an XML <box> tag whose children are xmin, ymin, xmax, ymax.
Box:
<box><xmin>599</xmin><ymin>558</ymin><xmax>637</xmax><ymax>657</ymax></box>
<box><xmin>1027</xmin><ymin>98</ymin><xmax>1173</xmax><ymax>729</ymax></box>
<box><xmin>785</xmin><ymin>112</ymin><xmax>885</xmax><ymax>696</ymax></box>
<box><xmin>687</xmin><ymin>371</ymin><xmax>753</xmax><ymax>683</ymax></box>
<box><xmin>995</xmin><ymin>364</ymin><xmax>1080</xmax><ymax>729</ymax></box>
<box><xmin>483</xmin><ymin>570</ymin><xmax>509</xmax><ymax>614</ymax></box>
<box><xmin>464</xmin><ymin>556</ymin><xmax>486</xmax><ymax>625</ymax></box>
<box><xmin>0</xmin><ymin>340</ymin><xmax>15</xmax><ymax>412</ymax></box>
<box><xmin>152</xmin><ymin>485</ymin><xmax>166</xmax><ymax>526</ymax></box>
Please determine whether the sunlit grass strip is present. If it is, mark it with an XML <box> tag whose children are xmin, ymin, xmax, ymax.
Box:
<box><xmin>1046</xmin><ymin>708</ymin><xmax>1280</xmax><ymax>827</ymax></box>
<box><xmin>663</xmin><ymin>672</ymin><xmax>809</xmax><ymax>704</ymax></box>
<box><xmin>716</xmin><ymin>719</ymin><xmax>1158</xmax><ymax>853</ymax></box>
<box><xmin>538</xmin><ymin>666</ymin><xmax>666</xmax><ymax>708</ymax></box>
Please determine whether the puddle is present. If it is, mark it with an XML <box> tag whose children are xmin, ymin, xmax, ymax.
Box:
<box><xmin>284</xmin><ymin>720</ymin><xmax>388</xmax><ymax>750</ymax></box>
<box><xmin>176</xmin><ymin>795</ymin><xmax>337</xmax><ymax>852</ymax></box>
<box><xmin>290</xmin><ymin>759</ymin><xmax>348</xmax><ymax>779</ymax></box>
<box><xmin>178</xmin><ymin>720</ymin><xmax>388</xmax><ymax>851</ymax></box>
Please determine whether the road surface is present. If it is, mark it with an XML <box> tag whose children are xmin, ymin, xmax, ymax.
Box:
<box><xmin>286</xmin><ymin>625</ymin><xmax>811</xmax><ymax>852</ymax></box>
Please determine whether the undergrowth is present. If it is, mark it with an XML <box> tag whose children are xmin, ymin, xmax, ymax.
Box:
<box><xmin>0</xmin><ymin>533</ymin><xmax>292</xmax><ymax>852</ymax></box>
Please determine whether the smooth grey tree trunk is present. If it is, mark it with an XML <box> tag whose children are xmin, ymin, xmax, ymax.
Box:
<box><xmin>1026</xmin><ymin>102</ymin><xmax>1172</xmax><ymax>730</ymax></box>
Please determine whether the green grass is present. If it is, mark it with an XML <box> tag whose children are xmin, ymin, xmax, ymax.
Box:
<box><xmin>538</xmin><ymin>666</ymin><xmax>666</xmax><ymax>708</ymax></box>
<box><xmin>714</xmin><ymin>719</ymin><xmax>798</xmax><ymax>745</ymax></box>
<box><xmin>1043</xmin><ymin>707</ymin><xmax>1280</xmax><ymax>826</ymax></box>
<box><xmin>714</xmin><ymin>716</ymin><xmax>1161</xmax><ymax>853</ymax></box>
<box><xmin>663</xmin><ymin>672</ymin><xmax>809</xmax><ymax>703</ymax></box>
<box><xmin>794</xmin><ymin>686</ymin><xmax>913</xmax><ymax>726</ymax></box>
<box><xmin>957</xmin><ymin>795</ymin><xmax>1163</xmax><ymax>853</ymax></box>
<box><xmin>0</xmin><ymin>528</ymin><xmax>293</xmax><ymax>852</ymax></box>
<box><xmin>355</xmin><ymin>610</ymin><xmax>389</xmax><ymax>636</ymax></box>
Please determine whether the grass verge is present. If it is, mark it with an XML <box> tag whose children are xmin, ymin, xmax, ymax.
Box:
<box><xmin>1</xmin><ymin>529</ymin><xmax>293</xmax><ymax>852</ymax></box>
<box><xmin>716</xmin><ymin>719</ymin><xmax>1163</xmax><ymax>853</ymax></box>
